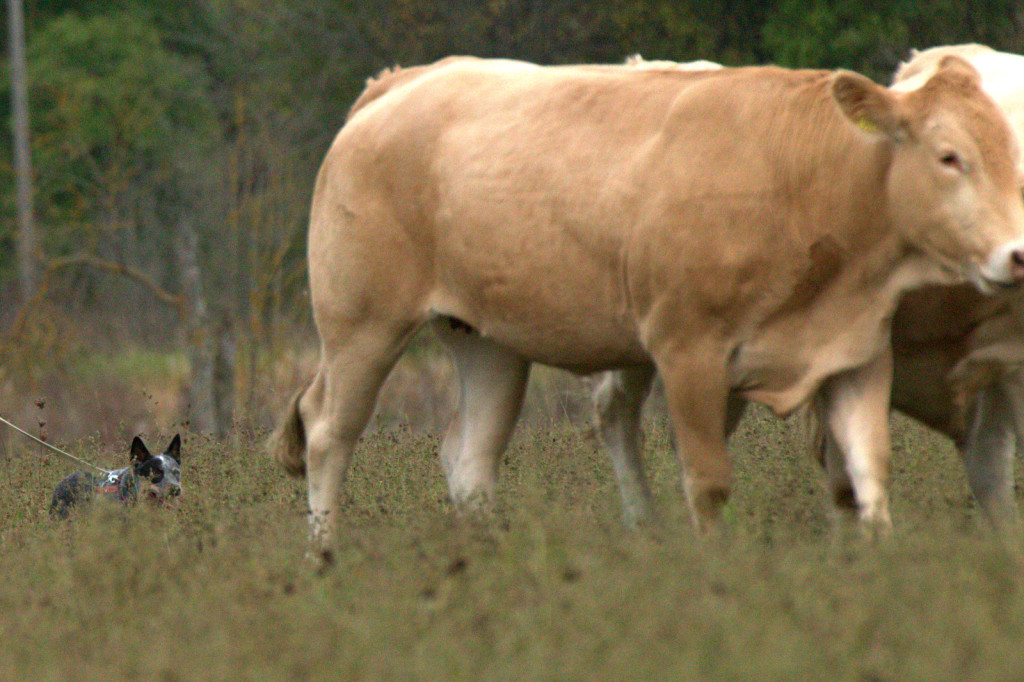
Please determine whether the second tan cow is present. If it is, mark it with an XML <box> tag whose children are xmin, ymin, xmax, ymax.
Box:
<box><xmin>270</xmin><ymin>56</ymin><xmax>1024</xmax><ymax>548</ymax></box>
<box><xmin>815</xmin><ymin>45</ymin><xmax>1024</xmax><ymax>532</ymax></box>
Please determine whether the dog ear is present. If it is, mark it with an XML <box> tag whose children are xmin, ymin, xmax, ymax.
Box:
<box><xmin>130</xmin><ymin>436</ymin><xmax>151</xmax><ymax>463</ymax></box>
<box><xmin>166</xmin><ymin>434</ymin><xmax>181</xmax><ymax>462</ymax></box>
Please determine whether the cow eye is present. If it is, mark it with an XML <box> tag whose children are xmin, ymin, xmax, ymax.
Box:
<box><xmin>939</xmin><ymin>151</ymin><xmax>963</xmax><ymax>172</ymax></box>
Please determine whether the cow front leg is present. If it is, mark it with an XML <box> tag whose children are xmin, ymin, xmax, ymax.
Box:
<box><xmin>815</xmin><ymin>349</ymin><xmax>895</xmax><ymax>535</ymax></box>
<box><xmin>960</xmin><ymin>379</ymin><xmax>1020</xmax><ymax>532</ymax></box>
<box><xmin>655</xmin><ymin>350</ymin><xmax>732</xmax><ymax>532</ymax></box>
<box><xmin>592</xmin><ymin>366</ymin><xmax>657</xmax><ymax>527</ymax></box>
<box><xmin>432</xmin><ymin>319</ymin><xmax>530</xmax><ymax>511</ymax></box>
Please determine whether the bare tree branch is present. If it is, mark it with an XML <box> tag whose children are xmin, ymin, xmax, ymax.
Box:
<box><xmin>44</xmin><ymin>252</ymin><xmax>186</xmax><ymax>315</ymax></box>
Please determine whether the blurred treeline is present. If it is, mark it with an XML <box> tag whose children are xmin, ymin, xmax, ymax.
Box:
<box><xmin>1</xmin><ymin>1</ymin><xmax>1022</xmax><ymax>440</ymax></box>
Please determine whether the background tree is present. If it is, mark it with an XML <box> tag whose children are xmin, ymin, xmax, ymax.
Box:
<box><xmin>1</xmin><ymin>0</ymin><xmax>1022</xmax><ymax>438</ymax></box>
<box><xmin>6</xmin><ymin>0</ymin><xmax>36</xmax><ymax>305</ymax></box>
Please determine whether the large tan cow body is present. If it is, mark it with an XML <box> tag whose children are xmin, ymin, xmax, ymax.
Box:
<box><xmin>271</xmin><ymin>55</ymin><xmax>1024</xmax><ymax>545</ymax></box>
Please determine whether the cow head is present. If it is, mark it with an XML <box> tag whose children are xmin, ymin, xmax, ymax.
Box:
<box><xmin>832</xmin><ymin>55</ymin><xmax>1024</xmax><ymax>292</ymax></box>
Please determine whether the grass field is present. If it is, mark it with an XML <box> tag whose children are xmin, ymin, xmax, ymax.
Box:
<box><xmin>2</xmin><ymin>404</ymin><xmax>1023</xmax><ymax>680</ymax></box>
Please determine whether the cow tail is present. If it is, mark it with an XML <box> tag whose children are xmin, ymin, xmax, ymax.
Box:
<box><xmin>268</xmin><ymin>388</ymin><xmax>307</xmax><ymax>477</ymax></box>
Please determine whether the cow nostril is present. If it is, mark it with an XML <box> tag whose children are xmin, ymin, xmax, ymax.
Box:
<box><xmin>1010</xmin><ymin>250</ymin><xmax>1024</xmax><ymax>283</ymax></box>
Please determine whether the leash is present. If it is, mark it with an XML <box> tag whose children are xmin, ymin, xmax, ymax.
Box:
<box><xmin>0</xmin><ymin>414</ymin><xmax>115</xmax><ymax>475</ymax></box>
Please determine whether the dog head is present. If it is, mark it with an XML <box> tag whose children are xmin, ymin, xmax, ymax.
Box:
<box><xmin>129</xmin><ymin>434</ymin><xmax>182</xmax><ymax>503</ymax></box>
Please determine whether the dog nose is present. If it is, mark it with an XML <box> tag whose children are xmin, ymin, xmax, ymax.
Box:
<box><xmin>168</xmin><ymin>485</ymin><xmax>181</xmax><ymax>497</ymax></box>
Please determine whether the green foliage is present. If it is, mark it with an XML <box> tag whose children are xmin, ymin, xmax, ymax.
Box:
<box><xmin>72</xmin><ymin>347</ymin><xmax>187</xmax><ymax>384</ymax></box>
<box><xmin>23</xmin><ymin>0</ymin><xmax>126</xmax><ymax>27</ymax></box>
<box><xmin>763</xmin><ymin>0</ymin><xmax>1024</xmax><ymax>80</ymax></box>
<box><xmin>4</xmin><ymin>1</ymin><xmax>1023</xmax><ymax>305</ymax></box>
<box><xmin>26</xmin><ymin>11</ymin><xmax>215</xmax><ymax>253</ymax></box>
<box><xmin>602</xmin><ymin>1</ymin><xmax>717</xmax><ymax>63</ymax></box>
<box><xmin>763</xmin><ymin>1</ymin><xmax>905</xmax><ymax>78</ymax></box>
<box><xmin>2</xmin><ymin>0</ymin><xmax>1024</xmax><ymax>428</ymax></box>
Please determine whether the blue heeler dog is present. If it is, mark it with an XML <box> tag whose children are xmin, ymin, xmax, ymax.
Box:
<box><xmin>49</xmin><ymin>435</ymin><xmax>182</xmax><ymax>519</ymax></box>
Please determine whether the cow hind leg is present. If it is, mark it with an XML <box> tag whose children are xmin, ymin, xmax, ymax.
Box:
<box><xmin>302</xmin><ymin>325</ymin><xmax>415</xmax><ymax>548</ymax></box>
<box><xmin>960</xmin><ymin>382</ymin><xmax>1019</xmax><ymax>532</ymax></box>
<box><xmin>592</xmin><ymin>366</ymin><xmax>656</xmax><ymax>527</ymax></box>
<box><xmin>432</xmin><ymin>319</ymin><xmax>530</xmax><ymax>511</ymax></box>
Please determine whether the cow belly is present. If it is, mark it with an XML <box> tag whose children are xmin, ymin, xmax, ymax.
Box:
<box><xmin>429</xmin><ymin>278</ymin><xmax>648</xmax><ymax>373</ymax></box>
<box><xmin>429</xmin><ymin>191</ymin><xmax>646</xmax><ymax>370</ymax></box>
<box><xmin>467</xmin><ymin>324</ymin><xmax>648</xmax><ymax>373</ymax></box>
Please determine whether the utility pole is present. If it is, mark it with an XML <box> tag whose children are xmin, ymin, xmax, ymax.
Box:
<box><xmin>7</xmin><ymin>0</ymin><xmax>38</xmax><ymax>304</ymax></box>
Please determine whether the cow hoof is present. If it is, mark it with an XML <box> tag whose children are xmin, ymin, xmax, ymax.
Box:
<box><xmin>305</xmin><ymin>547</ymin><xmax>335</xmax><ymax>575</ymax></box>
<box><xmin>857</xmin><ymin>517</ymin><xmax>893</xmax><ymax>543</ymax></box>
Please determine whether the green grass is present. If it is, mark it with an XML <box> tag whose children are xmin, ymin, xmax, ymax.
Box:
<box><xmin>71</xmin><ymin>348</ymin><xmax>189</xmax><ymax>384</ymax></box>
<box><xmin>1</xmin><ymin>409</ymin><xmax>1023</xmax><ymax>679</ymax></box>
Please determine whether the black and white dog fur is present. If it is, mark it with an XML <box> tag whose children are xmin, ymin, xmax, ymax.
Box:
<box><xmin>49</xmin><ymin>435</ymin><xmax>182</xmax><ymax>519</ymax></box>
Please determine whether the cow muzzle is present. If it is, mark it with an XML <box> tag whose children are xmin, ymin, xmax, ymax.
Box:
<box><xmin>977</xmin><ymin>239</ymin><xmax>1024</xmax><ymax>291</ymax></box>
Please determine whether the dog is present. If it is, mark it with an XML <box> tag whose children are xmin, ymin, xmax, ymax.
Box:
<box><xmin>49</xmin><ymin>434</ymin><xmax>182</xmax><ymax>519</ymax></box>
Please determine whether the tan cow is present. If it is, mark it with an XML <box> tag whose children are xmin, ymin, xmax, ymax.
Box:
<box><xmin>597</xmin><ymin>47</ymin><xmax>1024</xmax><ymax>534</ymax></box>
<box><xmin>270</xmin><ymin>56</ymin><xmax>1024</xmax><ymax>547</ymax></box>
<box><xmin>813</xmin><ymin>45</ymin><xmax>1024</xmax><ymax>532</ymax></box>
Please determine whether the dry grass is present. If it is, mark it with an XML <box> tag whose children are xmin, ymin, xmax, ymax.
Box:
<box><xmin>1</xmin><ymin>406</ymin><xmax>1023</xmax><ymax>679</ymax></box>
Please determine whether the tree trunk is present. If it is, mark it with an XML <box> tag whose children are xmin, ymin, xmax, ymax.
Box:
<box><xmin>7</xmin><ymin>0</ymin><xmax>37</xmax><ymax>304</ymax></box>
<box><xmin>213</xmin><ymin>310</ymin><xmax>235</xmax><ymax>435</ymax></box>
<box><xmin>176</xmin><ymin>220</ymin><xmax>235</xmax><ymax>437</ymax></box>
<box><xmin>176</xmin><ymin>221</ymin><xmax>216</xmax><ymax>435</ymax></box>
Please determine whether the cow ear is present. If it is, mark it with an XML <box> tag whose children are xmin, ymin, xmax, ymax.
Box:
<box><xmin>130</xmin><ymin>436</ymin><xmax>151</xmax><ymax>463</ymax></box>
<box><xmin>166</xmin><ymin>434</ymin><xmax>181</xmax><ymax>462</ymax></box>
<box><xmin>933</xmin><ymin>54</ymin><xmax>982</xmax><ymax>90</ymax></box>
<box><xmin>831</xmin><ymin>70</ymin><xmax>903</xmax><ymax>139</ymax></box>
